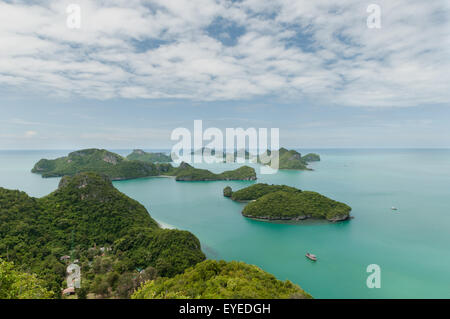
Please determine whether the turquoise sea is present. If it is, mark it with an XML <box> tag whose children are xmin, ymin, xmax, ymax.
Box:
<box><xmin>0</xmin><ymin>149</ymin><xmax>449</xmax><ymax>298</ymax></box>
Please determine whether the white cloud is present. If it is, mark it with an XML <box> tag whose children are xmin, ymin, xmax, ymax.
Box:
<box><xmin>24</xmin><ymin>130</ymin><xmax>38</xmax><ymax>138</ymax></box>
<box><xmin>0</xmin><ymin>0</ymin><xmax>448</xmax><ymax>107</ymax></box>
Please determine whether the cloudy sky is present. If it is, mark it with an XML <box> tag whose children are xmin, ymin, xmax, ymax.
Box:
<box><xmin>0</xmin><ymin>0</ymin><xmax>449</xmax><ymax>149</ymax></box>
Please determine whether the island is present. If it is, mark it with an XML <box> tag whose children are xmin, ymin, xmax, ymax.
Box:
<box><xmin>168</xmin><ymin>162</ymin><xmax>257</xmax><ymax>181</ymax></box>
<box><xmin>225</xmin><ymin>183</ymin><xmax>298</xmax><ymax>201</ymax></box>
<box><xmin>190</xmin><ymin>148</ymin><xmax>254</xmax><ymax>163</ymax></box>
<box><xmin>302</xmin><ymin>153</ymin><xmax>321</xmax><ymax>162</ymax></box>
<box><xmin>223</xmin><ymin>186</ymin><xmax>233</xmax><ymax>197</ymax></box>
<box><xmin>132</xmin><ymin>260</ymin><xmax>311</xmax><ymax>299</ymax></box>
<box><xmin>32</xmin><ymin>148</ymin><xmax>257</xmax><ymax>182</ymax></box>
<box><xmin>272</xmin><ymin>148</ymin><xmax>307</xmax><ymax>170</ymax></box>
<box><xmin>174</xmin><ymin>147</ymin><xmax>320</xmax><ymax>170</ymax></box>
<box><xmin>0</xmin><ymin>173</ymin><xmax>311</xmax><ymax>299</ymax></box>
<box><xmin>0</xmin><ymin>172</ymin><xmax>205</xmax><ymax>298</ymax></box>
<box><xmin>256</xmin><ymin>148</ymin><xmax>321</xmax><ymax>170</ymax></box>
<box><xmin>32</xmin><ymin>148</ymin><xmax>163</xmax><ymax>180</ymax></box>
<box><xmin>224</xmin><ymin>184</ymin><xmax>352</xmax><ymax>222</ymax></box>
<box><xmin>126</xmin><ymin>149</ymin><xmax>172</xmax><ymax>163</ymax></box>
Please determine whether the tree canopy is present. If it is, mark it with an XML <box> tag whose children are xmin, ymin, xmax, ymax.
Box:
<box><xmin>132</xmin><ymin>260</ymin><xmax>312</xmax><ymax>299</ymax></box>
<box><xmin>226</xmin><ymin>183</ymin><xmax>298</xmax><ymax>201</ymax></box>
<box><xmin>0</xmin><ymin>172</ymin><xmax>205</xmax><ymax>296</ymax></box>
<box><xmin>32</xmin><ymin>149</ymin><xmax>256</xmax><ymax>182</ymax></box>
<box><xmin>242</xmin><ymin>189</ymin><xmax>351</xmax><ymax>221</ymax></box>
<box><xmin>126</xmin><ymin>149</ymin><xmax>172</xmax><ymax>163</ymax></box>
<box><xmin>0</xmin><ymin>259</ymin><xmax>53</xmax><ymax>299</ymax></box>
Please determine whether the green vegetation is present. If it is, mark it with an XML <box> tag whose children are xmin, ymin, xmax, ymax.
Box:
<box><xmin>259</xmin><ymin>148</ymin><xmax>320</xmax><ymax>170</ymax></box>
<box><xmin>223</xmin><ymin>186</ymin><xmax>232</xmax><ymax>197</ymax></box>
<box><xmin>132</xmin><ymin>260</ymin><xmax>311</xmax><ymax>299</ymax></box>
<box><xmin>0</xmin><ymin>173</ymin><xmax>314</xmax><ymax>299</ymax></box>
<box><xmin>32</xmin><ymin>149</ymin><xmax>256</xmax><ymax>182</ymax></box>
<box><xmin>236</xmin><ymin>185</ymin><xmax>351</xmax><ymax>222</ymax></box>
<box><xmin>226</xmin><ymin>183</ymin><xmax>298</xmax><ymax>201</ymax></box>
<box><xmin>32</xmin><ymin>148</ymin><xmax>318</xmax><ymax>182</ymax></box>
<box><xmin>276</xmin><ymin>148</ymin><xmax>308</xmax><ymax>169</ymax></box>
<box><xmin>32</xmin><ymin>149</ymin><xmax>162</xmax><ymax>180</ymax></box>
<box><xmin>0</xmin><ymin>172</ymin><xmax>205</xmax><ymax>297</ymax></box>
<box><xmin>302</xmin><ymin>153</ymin><xmax>321</xmax><ymax>162</ymax></box>
<box><xmin>169</xmin><ymin>162</ymin><xmax>257</xmax><ymax>181</ymax></box>
<box><xmin>126</xmin><ymin>149</ymin><xmax>172</xmax><ymax>163</ymax></box>
<box><xmin>0</xmin><ymin>259</ymin><xmax>53</xmax><ymax>299</ymax></box>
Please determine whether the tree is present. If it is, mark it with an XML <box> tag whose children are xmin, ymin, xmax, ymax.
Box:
<box><xmin>0</xmin><ymin>259</ymin><xmax>53</xmax><ymax>299</ymax></box>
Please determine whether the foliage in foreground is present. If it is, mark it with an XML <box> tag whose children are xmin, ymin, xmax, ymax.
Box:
<box><xmin>132</xmin><ymin>260</ymin><xmax>312</xmax><ymax>299</ymax></box>
<box><xmin>0</xmin><ymin>172</ymin><xmax>205</xmax><ymax>296</ymax></box>
<box><xmin>0</xmin><ymin>259</ymin><xmax>53</xmax><ymax>299</ymax></box>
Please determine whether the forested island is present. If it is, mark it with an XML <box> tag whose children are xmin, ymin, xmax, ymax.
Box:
<box><xmin>224</xmin><ymin>184</ymin><xmax>351</xmax><ymax>222</ymax></box>
<box><xmin>32</xmin><ymin>149</ymin><xmax>256</xmax><ymax>182</ymax></box>
<box><xmin>32</xmin><ymin>149</ymin><xmax>163</xmax><ymax>180</ymax></box>
<box><xmin>301</xmin><ymin>153</ymin><xmax>321</xmax><ymax>162</ymax></box>
<box><xmin>126</xmin><ymin>149</ymin><xmax>172</xmax><ymax>163</ymax></box>
<box><xmin>224</xmin><ymin>183</ymin><xmax>298</xmax><ymax>201</ymax></box>
<box><xmin>190</xmin><ymin>147</ymin><xmax>319</xmax><ymax>169</ymax></box>
<box><xmin>32</xmin><ymin>148</ymin><xmax>319</xmax><ymax>182</ymax></box>
<box><xmin>260</xmin><ymin>148</ymin><xmax>320</xmax><ymax>170</ymax></box>
<box><xmin>191</xmin><ymin>148</ymin><xmax>254</xmax><ymax>163</ymax></box>
<box><xmin>167</xmin><ymin>162</ymin><xmax>256</xmax><ymax>181</ymax></box>
<box><xmin>0</xmin><ymin>173</ymin><xmax>310</xmax><ymax>299</ymax></box>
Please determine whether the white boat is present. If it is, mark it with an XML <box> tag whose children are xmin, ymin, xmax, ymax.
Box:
<box><xmin>305</xmin><ymin>253</ymin><xmax>317</xmax><ymax>261</ymax></box>
<box><xmin>391</xmin><ymin>207</ymin><xmax>398</xmax><ymax>211</ymax></box>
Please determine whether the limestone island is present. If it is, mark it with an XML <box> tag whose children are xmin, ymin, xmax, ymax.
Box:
<box><xmin>126</xmin><ymin>149</ymin><xmax>172</xmax><ymax>163</ymax></box>
<box><xmin>204</xmin><ymin>147</ymin><xmax>320</xmax><ymax>169</ymax></box>
<box><xmin>260</xmin><ymin>148</ymin><xmax>321</xmax><ymax>170</ymax></box>
<box><xmin>32</xmin><ymin>148</ymin><xmax>257</xmax><ymax>182</ymax></box>
<box><xmin>168</xmin><ymin>162</ymin><xmax>257</xmax><ymax>181</ymax></box>
<box><xmin>185</xmin><ymin>147</ymin><xmax>320</xmax><ymax>170</ymax></box>
<box><xmin>190</xmin><ymin>148</ymin><xmax>254</xmax><ymax>164</ymax></box>
<box><xmin>32</xmin><ymin>149</ymin><xmax>167</xmax><ymax>180</ymax></box>
<box><xmin>224</xmin><ymin>183</ymin><xmax>351</xmax><ymax>222</ymax></box>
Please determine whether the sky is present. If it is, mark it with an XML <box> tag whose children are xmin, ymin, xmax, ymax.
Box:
<box><xmin>0</xmin><ymin>0</ymin><xmax>449</xmax><ymax>149</ymax></box>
